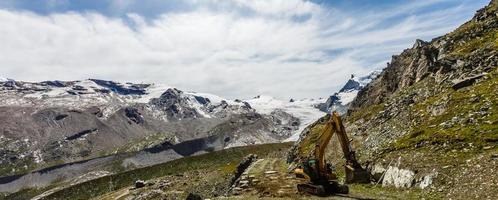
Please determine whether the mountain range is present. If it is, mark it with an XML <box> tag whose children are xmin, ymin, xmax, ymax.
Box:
<box><xmin>0</xmin><ymin>70</ymin><xmax>376</xmax><ymax>194</ymax></box>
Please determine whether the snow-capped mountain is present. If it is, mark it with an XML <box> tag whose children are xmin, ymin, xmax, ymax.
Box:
<box><xmin>0</xmin><ymin>79</ymin><xmax>249</xmax><ymax>117</ymax></box>
<box><xmin>0</xmin><ymin>78</ymin><xmax>323</xmax><ymax>178</ymax></box>
<box><xmin>319</xmin><ymin>70</ymin><xmax>382</xmax><ymax>114</ymax></box>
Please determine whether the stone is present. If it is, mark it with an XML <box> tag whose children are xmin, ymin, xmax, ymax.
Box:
<box><xmin>370</xmin><ymin>163</ymin><xmax>387</xmax><ymax>182</ymax></box>
<box><xmin>418</xmin><ymin>171</ymin><xmax>438</xmax><ymax>189</ymax></box>
<box><xmin>239</xmin><ymin>180</ymin><xmax>249</xmax><ymax>185</ymax></box>
<box><xmin>135</xmin><ymin>180</ymin><xmax>146</xmax><ymax>188</ymax></box>
<box><xmin>451</xmin><ymin>74</ymin><xmax>486</xmax><ymax>90</ymax></box>
<box><xmin>264</xmin><ymin>171</ymin><xmax>278</xmax><ymax>175</ymax></box>
<box><xmin>382</xmin><ymin>166</ymin><xmax>415</xmax><ymax>188</ymax></box>
<box><xmin>186</xmin><ymin>193</ymin><xmax>202</xmax><ymax>200</ymax></box>
<box><xmin>483</xmin><ymin>146</ymin><xmax>493</xmax><ymax>150</ymax></box>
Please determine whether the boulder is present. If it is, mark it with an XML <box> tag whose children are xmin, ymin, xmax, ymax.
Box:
<box><xmin>382</xmin><ymin>166</ymin><xmax>415</xmax><ymax>188</ymax></box>
<box><xmin>186</xmin><ymin>193</ymin><xmax>202</xmax><ymax>200</ymax></box>
<box><xmin>135</xmin><ymin>180</ymin><xmax>146</xmax><ymax>188</ymax></box>
<box><xmin>451</xmin><ymin>74</ymin><xmax>486</xmax><ymax>90</ymax></box>
<box><xmin>418</xmin><ymin>171</ymin><xmax>438</xmax><ymax>189</ymax></box>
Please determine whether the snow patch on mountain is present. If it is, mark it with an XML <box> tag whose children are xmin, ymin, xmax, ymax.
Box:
<box><xmin>0</xmin><ymin>77</ymin><xmax>13</xmax><ymax>82</ymax></box>
<box><xmin>336</xmin><ymin>90</ymin><xmax>359</xmax><ymax>105</ymax></box>
<box><xmin>245</xmin><ymin>96</ymin><xmax>325</xmax><ymax>141</ymax></box>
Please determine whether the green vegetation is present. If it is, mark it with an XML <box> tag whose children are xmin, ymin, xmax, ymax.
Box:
<box><xmin>1</xmin><ymin>187</ymin><xmax>54</xmax><ymax>200</ymax></box>
<box><xmin>445</xmin><ymin>0</ymin><xmax>498</xmax><ymax>57</ymax></box>
<box><xmin>111</xmin><ymin>132</ymin><xmax>173</xmax><ymax>154</ymax></box>
<box><xmin>26</xmin><ymin>143</ymin><xmax>292</xmax><ymax>200</ymax></box>
<box><xmin>349</xmin><ymin>184</ymin><xmax>443</xmax><ymax>200</ymax></box>
<box><xmin>0</xmin><ymin>158</ymin><xmax>35</xmax><ymax>177</ymax></box>
<box><xmin>348</xmin><ymin>104</ymin><xmax>385</xmax><ymax>122</ymax></box>
<box><xmin>451</xmin><ymin>29</ymin><xmax>498</xmax><ymax>56</ymax></box>
<box><xmin>393</xmin><ymin>70</ymin><xmax>498</xmax><ymax>150</ymax></box>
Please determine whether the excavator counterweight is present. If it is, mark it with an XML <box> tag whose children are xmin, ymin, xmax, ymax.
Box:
<box><xmin>293</xmin><ymin>112</ymin><xmax>369</xmax><ymax>196</ymax></box>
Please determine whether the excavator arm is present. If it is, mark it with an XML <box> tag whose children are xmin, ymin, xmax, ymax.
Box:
<box><xmin>330</xmin><ymin>112</ymin><xmax>369</xmax><ymax>184</ymax></box>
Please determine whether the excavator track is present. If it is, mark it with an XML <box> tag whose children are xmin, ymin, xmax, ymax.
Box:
<box><xmin>297</xmin><ymin>181</ymin><xmax>349</xmax><ymax>196</ymax></box>
<box><xmin>297</xmin><ymin>183</ymin><xmax>326</xmax><ymax>196</ymax></box>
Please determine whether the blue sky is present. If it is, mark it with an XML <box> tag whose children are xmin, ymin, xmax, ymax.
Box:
<box><xmin>0</xmin><ymin>0</ymin><xmax>490</xmax><ymax>99</ymax></box>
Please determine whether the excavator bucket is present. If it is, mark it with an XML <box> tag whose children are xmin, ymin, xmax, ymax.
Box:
<box><xmin>345</xmin><ymin>164</ymin><xmax>370</xmax><ymax>184</ymax></box>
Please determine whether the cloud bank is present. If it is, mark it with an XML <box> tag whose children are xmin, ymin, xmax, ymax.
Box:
<box><xmin>0</xmin><ymin>0</ymin><xmax>487</xmax><ymax>99</ymax></box>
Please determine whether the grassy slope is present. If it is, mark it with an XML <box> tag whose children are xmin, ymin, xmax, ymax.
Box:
<box><xmin>394</xmin><ymin>70</ymin><xmax>498</xmax><ymax>150</ymax></box>
<box><xmin>8</xmin><ymin>143</ymin><xmax>292</xmax><ymax>200</ymax></box>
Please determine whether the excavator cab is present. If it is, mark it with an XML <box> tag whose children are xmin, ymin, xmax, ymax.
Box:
<box><xmin>296</xmin><ymin>159</ymin><xmax>335</xmax><ymax>182</ymax></box>
<box><xmin>293</xmin><ymin>112</ymin><xmax>369</xmax><ymax>196</ymax></box>
<box><xmin>296</xmin><ymin>159</ymin><xmax>319</xmax><ymax>180</ymax></box>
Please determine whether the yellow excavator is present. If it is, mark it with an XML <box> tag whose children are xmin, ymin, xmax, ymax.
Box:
<box><xmin>294</xmin><ymin>111</ymin><xmax>369</xmax><ymax>196</ymax></box>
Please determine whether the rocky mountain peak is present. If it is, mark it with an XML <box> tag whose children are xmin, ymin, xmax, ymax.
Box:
<box><xmin>150</xmin><ymin>88</ymin><xmax>202</xmax><ymax>119</ymax></box>
<box><xmin>158</xmin><ymin>88</ymin><xmax>183</xmax><ymax>101</ymax></box>
<box><xmin>412</xmin><ymin>39</ymin><xmax>429</xmax><ymax>49</ymax></box>
<box><xmin>339</xmin><ymin>77</ymin><xmax>361</xmax><ymax>93</ymax></box>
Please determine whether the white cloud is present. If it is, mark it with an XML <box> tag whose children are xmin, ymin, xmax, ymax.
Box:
<box><xmin>0</xmin><ymin>0</ymin><xmax>486</xmax><ymax>99</ymax></box>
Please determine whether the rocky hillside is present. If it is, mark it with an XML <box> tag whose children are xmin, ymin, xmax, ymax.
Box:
<box><xmin>0</xmin><ymin>78</ymin><xmax>318</xmax><ymax>181</ymax></box>
<box><xmin>291</xmin><ymin>1</ymin><xmax>498</xmax><ymax>199</ymax></box>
